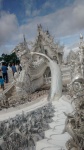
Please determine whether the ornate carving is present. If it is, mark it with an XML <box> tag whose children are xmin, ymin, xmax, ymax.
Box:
<box><xmin>0</xmin><ymin>104</ymin><xmax>54</xmax><ymax>150</ymax></box>
<box><xmin>65</xmin><ymin>35</ymin><xmax>84</xmax><ymax>150</ymax></box>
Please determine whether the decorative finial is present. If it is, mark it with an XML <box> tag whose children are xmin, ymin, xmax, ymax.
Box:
<box><xmin>23</xmin><ymin>34</ymin><xmax>25</xmax><ymax>41</ymax></box>
<box><xmin>80</xmin><ymin>33</ymin><xmax>83</xmax><ymax>39</ymax></box>
<box><xmin>23</xmin><ymin>34</ymin><xmax>27</xmax><ymax>46</ymax></box>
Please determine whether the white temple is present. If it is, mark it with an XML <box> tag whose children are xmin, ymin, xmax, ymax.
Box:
<box><xmin>0</xmin><ymin>27</ymin><xmax>84</xmax><ymax>150</ymax></box>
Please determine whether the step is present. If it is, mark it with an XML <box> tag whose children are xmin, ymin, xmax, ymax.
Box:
<box><xmin>36</xmin><ymin>138</ymin><xmax>67</xmax><ymax>150</ymax></box>
<box><xmin>49</xmin><ymin>119</ymin><xmax>65</xmax><ymax>129</ymax></box>
<box><xmin>36</xmin><ymin>133</ymin><xmax>70</xmax><ymax>150</ymax></box>
<box><xmin>45</xmin><ymin>126</ymin><xmax>64</xmax><ymax>138</ymax></box>
<box><xmin>36</xmin><ymin>139</ymin><xmax>51</xmax><ymax>150</ymax></box>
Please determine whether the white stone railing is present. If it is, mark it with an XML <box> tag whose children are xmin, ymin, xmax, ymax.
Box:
<box><xmin>2</xmin><ymin>81</ymin><xmax>15</xmax><ymax>98</ymax></box>
<box><xmin>44</xmin><ymin>73</ymin><xmax>71</xmax><ymax>85</ymax></box>
<box><xmin>62</xmin><ymin>73</ymin><xmax>71</xmax><ymax>78</ymax></box>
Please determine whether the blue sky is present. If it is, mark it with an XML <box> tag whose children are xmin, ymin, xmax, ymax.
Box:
<box><xmin>2</xmin><ymin>0</ymin><xmax>74</xmax><ymax>24</ymax></box>
<box><xmin>0</xmin><ymin>0</ymin><xmax>84</xmax><ymax>56</ymax></box>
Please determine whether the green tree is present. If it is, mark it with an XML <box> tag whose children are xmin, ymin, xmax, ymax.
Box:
<box><xmin>0</xmin><ymin>52</ymin><xmax>20</xmax><ymax>64</ymax></box>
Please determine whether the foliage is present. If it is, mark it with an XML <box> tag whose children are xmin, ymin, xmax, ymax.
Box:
<box><xmin>0</xmin><ymin>52</ymin><xmax>20</xmax><ymax>64</ymax></box>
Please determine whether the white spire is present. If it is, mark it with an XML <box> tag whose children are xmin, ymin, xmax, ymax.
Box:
<box><xmin>80</xmin><ymin>33</ymin><xmax>83</xmax><ymax>39</ymax></box>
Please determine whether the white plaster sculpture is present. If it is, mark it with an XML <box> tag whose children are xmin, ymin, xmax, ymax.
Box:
<box><xmin>65</xmin><ymin>35</ymin><xmax>84</xmax><ymax>150</ymax></box>
<box><xmin>30</xmin><ymin>52</ymin><xmax>62</xmax><ymax>101</ymax></box>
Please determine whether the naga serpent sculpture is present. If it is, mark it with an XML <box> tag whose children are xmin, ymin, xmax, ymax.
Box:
<box><xmin>30</xmin><ymin>52</ymin><xmax>62</xmax><ymax>101</ymax></box>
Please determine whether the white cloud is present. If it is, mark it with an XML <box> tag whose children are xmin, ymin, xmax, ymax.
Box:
<box><xmin>25</xmin><ymin>10</ymin><xmax>31</xmax><ymax>16</ymax></box>
<box><xmin>32</xmin><ymin>9</ymin><xmax>40</xmax><ymax>17</ymax></box>
<box><xmin>23</xmin><ymin>0</ymin><xmax>33</xmax><ymax>17</ymax></box>
<box><xmin>42</xmin><ymin>0</ymin><xmax>58</xmax><ymax>10</ymax></box>
<box><xmin>0</xmin><ymin>11</ymin><xmax>18</xmax><ymax>45</ymax></box>
<box><xmin>19</xmin><ymin>0</ymin><xmax>84</xmax><ymax>38</ymax></box>
<box><xmin>43</xmin><ymin>1</ymin><xmax>52</xmax><ymax>9</ymax></box>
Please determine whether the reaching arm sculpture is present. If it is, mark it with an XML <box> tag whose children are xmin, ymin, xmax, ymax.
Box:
<box><xmin>30</xmin><ymin>52</ymin><xmax>62</xmax><ymax>101</ymax></box>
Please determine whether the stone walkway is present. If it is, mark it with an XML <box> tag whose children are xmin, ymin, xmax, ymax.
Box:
<box><xmin>36</xmin><ymin>96</ymin><xmax>73</xmax><ymax>150</ymax></box>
